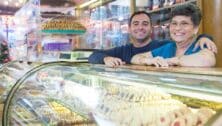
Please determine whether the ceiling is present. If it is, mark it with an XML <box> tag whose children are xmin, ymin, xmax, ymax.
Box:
<box><xmin>0</xmin><ymin>0</ymin><xmax>90</xmax><ymax>15</ymax></box>
<box><xmin>0</xmin><ymin>0</ymin><xmax>26</xmax><ymax>15</ymax></box>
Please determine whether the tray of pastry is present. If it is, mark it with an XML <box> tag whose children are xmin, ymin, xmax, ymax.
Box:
<box><xmin>92</xmin><ymin>84</ymin><xmax>220</xmax><ymax>126</ymax></box>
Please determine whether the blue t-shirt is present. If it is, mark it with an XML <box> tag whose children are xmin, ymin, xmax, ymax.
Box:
<box><xmin>151</xmin><ymin>40</ymin><xmax>203</xmax><ymax>58</ymax></box>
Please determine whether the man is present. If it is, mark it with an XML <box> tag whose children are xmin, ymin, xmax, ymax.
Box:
<box><xmin>88</xmin><ymin>11</ymin><xmax>217</xmax><ymax>67</ymax></box>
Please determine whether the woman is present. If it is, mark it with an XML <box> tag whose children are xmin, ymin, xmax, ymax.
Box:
<box><xmin>131</xmin><ymin>3</ymin><xmax>216</xmax><ymax>67</ymax></box>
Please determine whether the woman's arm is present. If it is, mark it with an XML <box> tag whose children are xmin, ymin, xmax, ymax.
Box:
<box><xmin>167</xmin><ymin>49</ymin><xmax>216</xmax><ymax>67</ymax></box>
<box><xmin>131</xmin><ymin>52</ymin><xmax>169</xmax><ymax>67</ymax></box>
<box><xmin>131</xmin><ymin>52</ymin><xmax>153</xmax><ymax>65</ymax></box>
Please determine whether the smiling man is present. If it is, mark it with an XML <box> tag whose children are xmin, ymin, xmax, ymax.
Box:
<box><xmin>88</xmin><ymin>11</ymin><xmax>217</xmax><ymax>67</ymax></box>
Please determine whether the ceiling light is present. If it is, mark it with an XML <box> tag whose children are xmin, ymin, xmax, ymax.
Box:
<box><xmin>4</xmin><ymin>1</ymin><xmax>9</xmax><ymax>6</ymax></box>
<box><xmin>15</xmin><ymin>2</ymin><xmax>19</xmax><ymax>7</ymax></box>
<box><xmin>78</xmin><ymin>0</ymin><xmax>98</xmax><ymax>8</ymax></box>
<box><xmin>19</xmin><ymin>0</ymin><xmax>24</xmax><ymax>3</ymax></box>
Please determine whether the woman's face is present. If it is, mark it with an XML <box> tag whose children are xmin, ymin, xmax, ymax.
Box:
<box><xmin>170</xmin><ymin>16</ymin><xmax>198</xmax><ymax>44</ymax></box>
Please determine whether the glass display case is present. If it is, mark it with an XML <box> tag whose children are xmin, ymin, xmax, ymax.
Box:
<box><xmin>3</xmin><ymin>62</ymin><xmax>222</xmax><ymax>126</ymax></box>
<box><xmin>0</xmin><ymin>60</ymin><xmax>41</xmax><ymax>123</ymax></box>
<box><xmin>0</xmin><ymin>61</ymin><xmax>41</xmax><ymax>103</ymax></box>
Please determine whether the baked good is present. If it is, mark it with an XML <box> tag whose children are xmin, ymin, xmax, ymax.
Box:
<box><xmin>42</xmin><ymin>17</ymin><xmax>86</xmax><ymax>31</ymax></box>
<box><xmin>94</xmin><ymin>85</ymin><xmax>215</xmax><ymax>126</ymax></box>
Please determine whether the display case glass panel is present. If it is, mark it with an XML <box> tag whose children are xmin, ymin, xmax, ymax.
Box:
<box><xmin>0</xmin><ymin>61</ymin><xmax>41</xmax><ymax>103</ymax></box>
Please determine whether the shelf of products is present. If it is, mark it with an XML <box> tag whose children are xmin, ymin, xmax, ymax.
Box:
<box><xmin>11</xmin><ymin>0</ymin><xmax>91</xmax><ymax>62</ymax></box>
<box><xmin>2</xmin><ymin>62</ymin><xmax>222</xmax><ymax>125</ymax></box>
<box><xmin>40</xmin><ymin>16</ymin><xmax>89</xmax><ymax>62</ymax></box>
<box><xmin>77</xmin><ymin>0</ymin><xmax>131</xmax><ymax>49</ymax></box>
<box><xmin>10</xmin><ymin>0</ymin><xmax>40</xmax><ymax>61</ymax></box>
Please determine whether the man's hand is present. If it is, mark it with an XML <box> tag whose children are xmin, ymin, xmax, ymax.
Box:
<box><xmin>104</xmin><ymin>56</ymin><xmax>125</xmax><ymax>67</ymax></box>
<box><xmin>194</xmin><ymin>37</ymin><xmax>217</xmax><ymax>53</ymax></box>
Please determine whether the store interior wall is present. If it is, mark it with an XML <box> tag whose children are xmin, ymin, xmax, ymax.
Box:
<box><xmin>202</xmin><ymin>0</ymin><xmax>222</xmax><ymax>67</ymax></box>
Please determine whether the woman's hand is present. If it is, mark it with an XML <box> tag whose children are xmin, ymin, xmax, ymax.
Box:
<box><xmin>146</xmin><ymin>57</ymin><xmax>169</xmax><ymax>67</ymax></box>
<box><xmin>166</xmin><ymin>57</ymin><xmax>180</xmax><ymax>66</ymax></box>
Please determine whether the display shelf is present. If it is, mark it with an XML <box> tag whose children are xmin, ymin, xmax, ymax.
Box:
<box><xmin>146</xmin><ymin>0</ymin><xmax>197</xmax><ymax>14</ymax></box>
<box><xmin>42</xmin><ymin>29</ymin><xmax>86</xmax><ymax>35</ymax></box>
<box><xmin>48</xmin><ymin>98</ymin><xmax>92</xmax><ymax>120</ymax></box>
<box><xmin>78</xmin><ymin>0</ymin><xmax>131</xmax><ymax>49</ymax></box>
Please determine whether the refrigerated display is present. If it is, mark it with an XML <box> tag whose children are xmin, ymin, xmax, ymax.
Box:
<box><xmin>2</xmin><ymin>62</ymin><xmax>222</xmax><ymax>126</ymax></box>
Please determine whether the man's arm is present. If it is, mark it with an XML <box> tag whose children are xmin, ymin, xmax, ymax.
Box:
<box><xmin>167</xmin><ymin>49</ymin><xmax>216</xmax><ymax>67</ymax></box>
<box><xmin>88</xmin><ymin>50</ymin><xmax>109</xmax><ymax>64</ymax></box>
<box><xmin>88</xmin><ymin>47</ymin><xmax>125</xmax><ymax>67</ymax></box>
<box><xmin>194</xmin><ymin>34</ymin><xmax>217</xmax><ymax>53</ymax></box>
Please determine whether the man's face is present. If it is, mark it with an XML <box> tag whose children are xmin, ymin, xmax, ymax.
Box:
<box><xmin>129</xmin><ymin>14</ymin><xmax>152</xmax><ymax>43</ymax></box>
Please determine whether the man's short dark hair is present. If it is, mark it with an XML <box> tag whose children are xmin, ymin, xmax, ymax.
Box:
<box><xmin>171</xmin><ymin>3</ymin><xmax>202</xmax><ymax>27</ymax></box>
<box><xmin>129</xmin><ymin>11</ymin><xmax>151</xmax><ymax>26</ymax></box>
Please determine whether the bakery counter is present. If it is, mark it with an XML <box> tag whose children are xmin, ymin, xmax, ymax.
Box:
<box><xmin>2</xmin><ymin>62</ymin><xmax>222</xmax><ymax>126</ymax></box>
<box><xmin>118</xmin><ymin>64</ymin><xmax>222</xmax><ymax>76</ymax></box>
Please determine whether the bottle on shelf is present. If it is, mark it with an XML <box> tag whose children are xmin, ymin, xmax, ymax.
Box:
<box><xmin>152</xmin><ymin>0</ymin><xmax>160</xmax><ymax>10</ymax></box>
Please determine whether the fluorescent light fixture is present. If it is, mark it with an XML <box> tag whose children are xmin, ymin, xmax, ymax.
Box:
<box><xmin>78</xmin><ymin>0</ymin><xmax>98</xmax><ymax>8</ymax></box>
<box><xmin>19</xmin><ymin>0</ymin><xmax>24</xmax><ymax>3</ymax></box>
